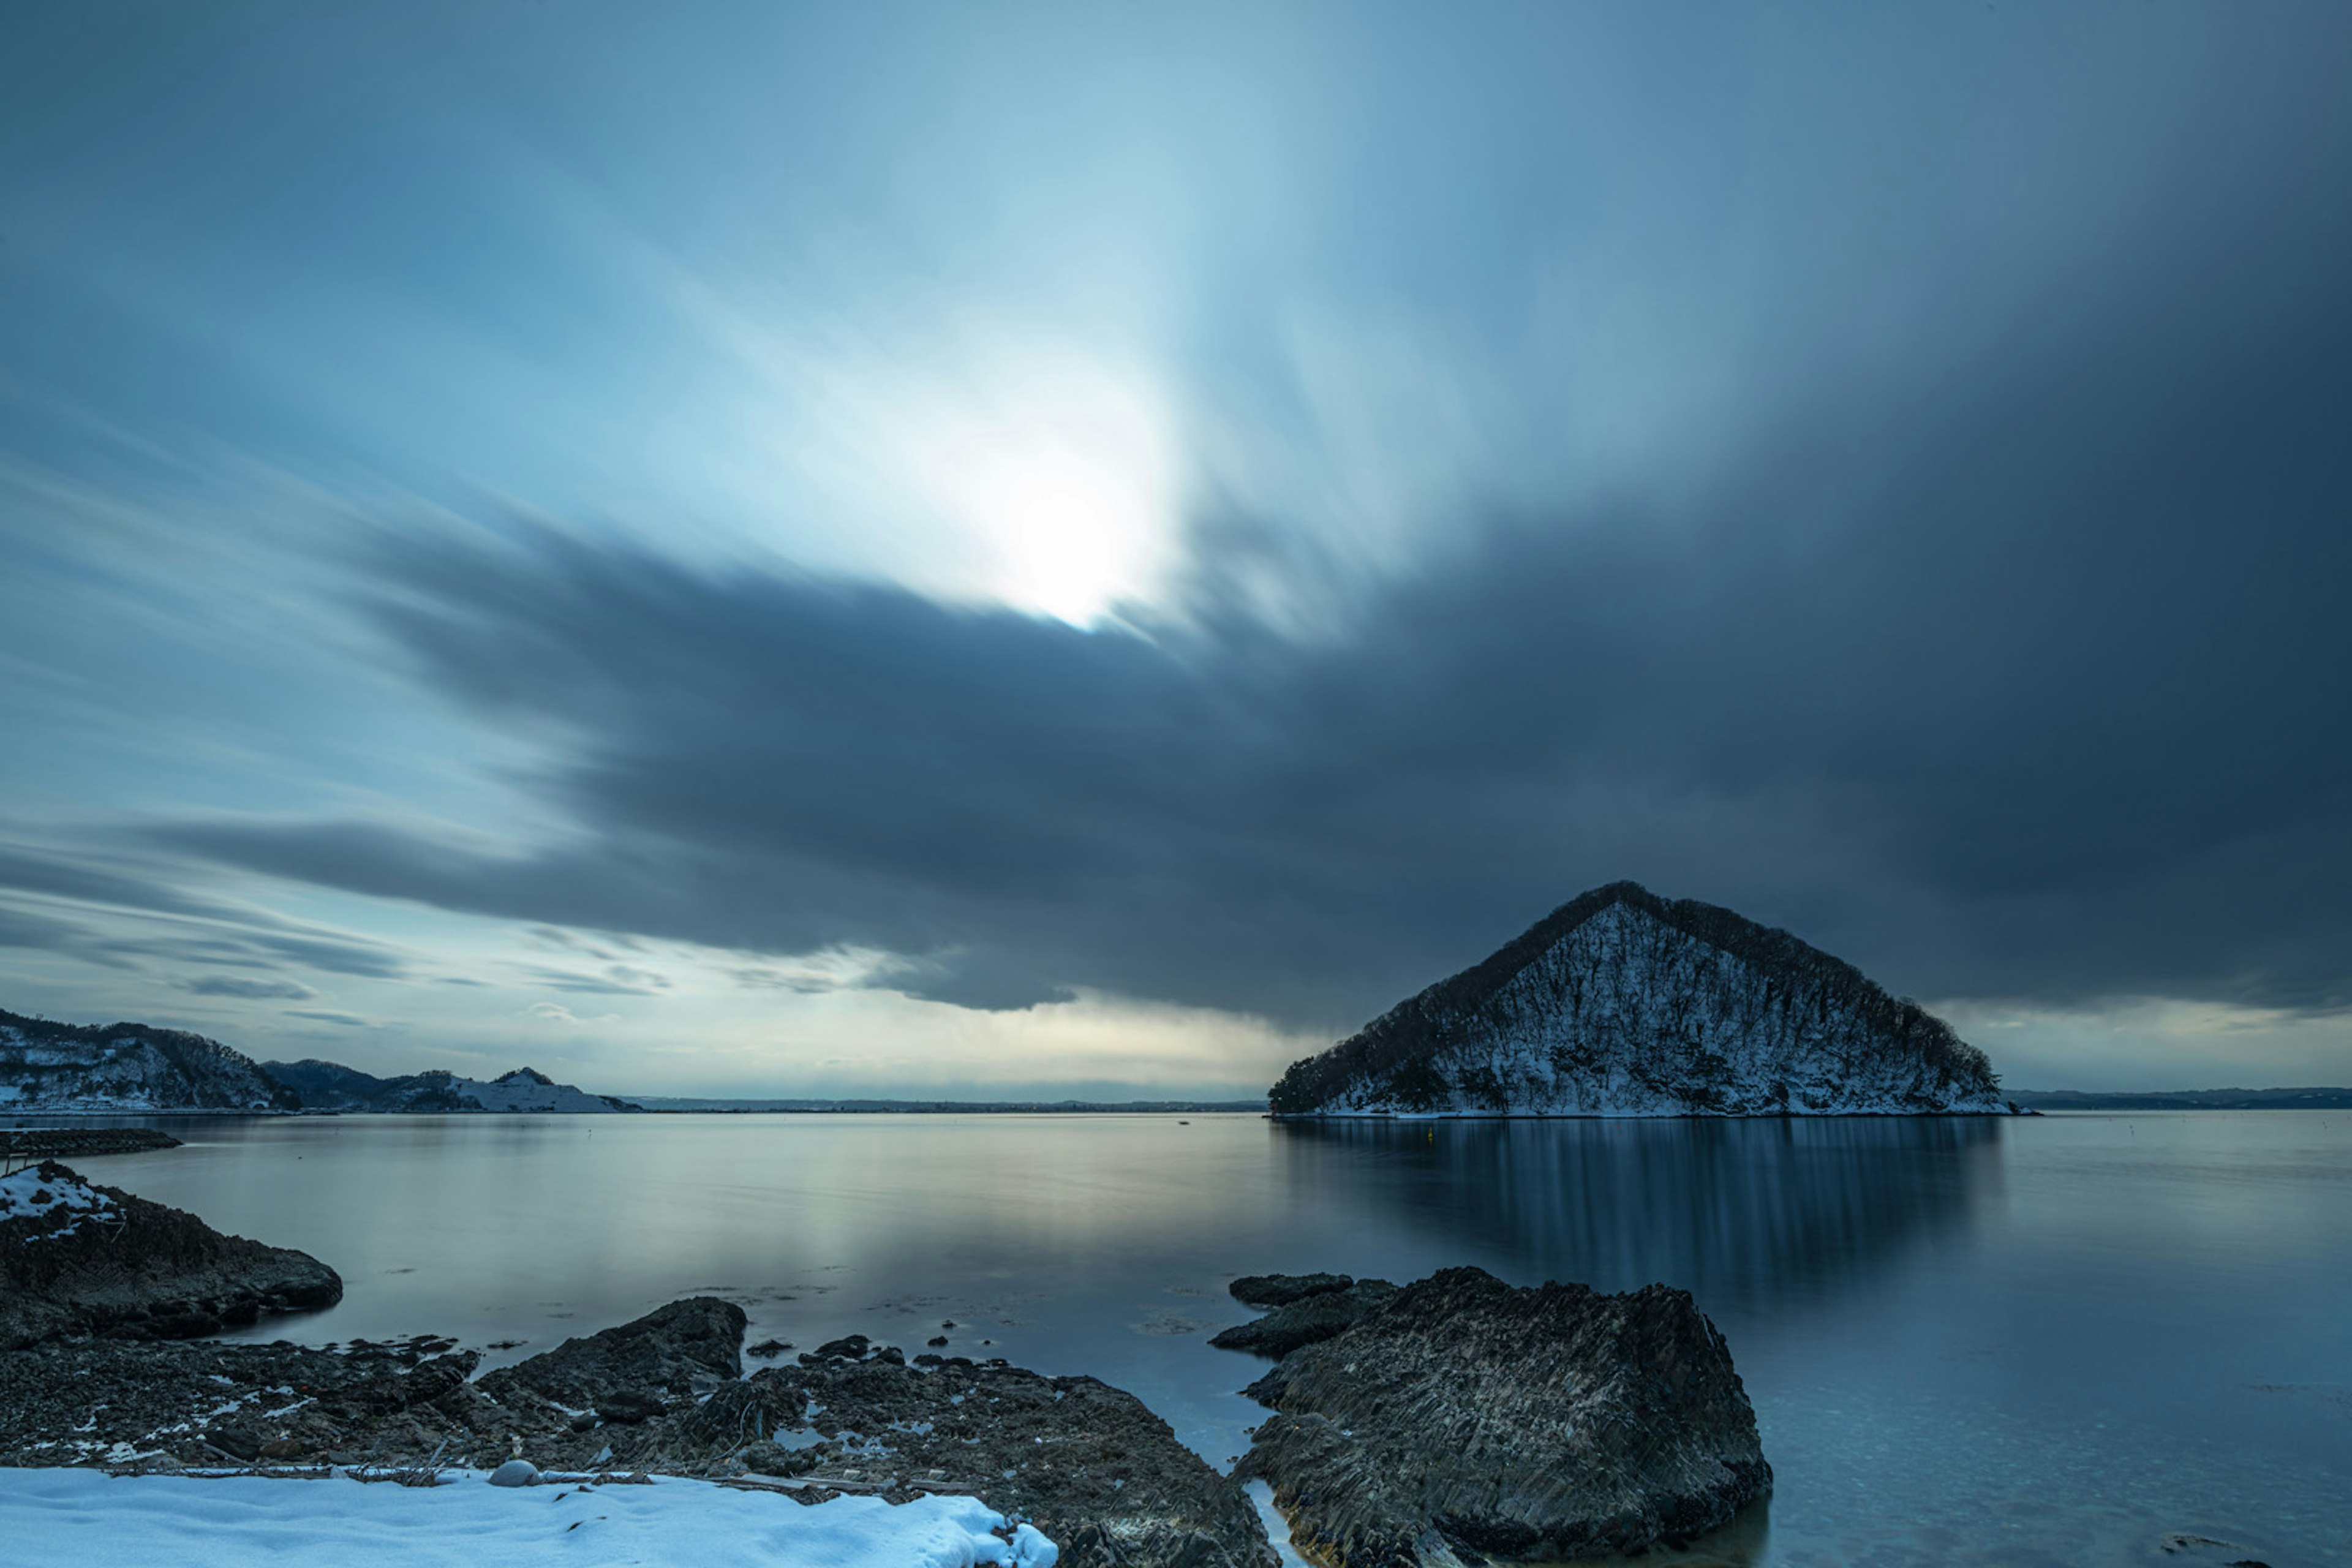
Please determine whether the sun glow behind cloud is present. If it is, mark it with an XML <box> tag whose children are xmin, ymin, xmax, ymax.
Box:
<box><xmin>895</xmin><ymin>344</ymin><xmax>1178</xmax><ymax>625</ymax></box>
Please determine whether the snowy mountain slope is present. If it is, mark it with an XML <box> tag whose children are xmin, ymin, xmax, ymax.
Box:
<box><xmin>0</xmin><ymin>1007</ymin><xmax>639</xmax><ymax>1114</ymax></box>
<box><xmin>1269</xmin><ymin>883</ymin><xmax>2011</xmax><ymax>1117</ymax></box>
<box><xmin>0</xmin><ymin>1011</ymin><xmax>299</xmax><ymax>1112</ymax></box>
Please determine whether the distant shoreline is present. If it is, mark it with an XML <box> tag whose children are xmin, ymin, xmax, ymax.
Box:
<box><xmin>2005</xmin><ymin>1087</ymin><xmax>2352</xmax><ymax>1110</ymax></box>
<box><xmin>3</xmin><ymin>1100</ymin><xmax>1272</xmax><ymax>1119</ymax></box>
<box><xmin>11</xmin><ymin>1088</ymin><xmax>2348</xmax><ymax>1119</ymax></box>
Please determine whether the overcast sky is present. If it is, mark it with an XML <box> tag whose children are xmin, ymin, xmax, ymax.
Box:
<box><xmin>4</xmin><ymin>2</ymin><xmax>2348</xmax><ymax>1096</ymax></box>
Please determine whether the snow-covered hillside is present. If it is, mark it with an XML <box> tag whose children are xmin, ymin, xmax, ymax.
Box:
<box><xmin>1270</xmin><ymin>883</ymin><xmax>2011</xmax><ymax>1117</ymax></box>
<box><xmin>0</xmin><ymin>1009</ymin><xmax>638</xmax><ymax>1114</ymax></box>
<box><xmin>0</xmin><ymin>1011</ymin><xmax>298</xmax><ymax>1112</ymax></box>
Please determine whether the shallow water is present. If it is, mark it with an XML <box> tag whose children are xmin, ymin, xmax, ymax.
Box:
<box><xmin>34</xmin><ymin>1111</ymin><xmax>2352</xmax><ymax>1567</ymax></box>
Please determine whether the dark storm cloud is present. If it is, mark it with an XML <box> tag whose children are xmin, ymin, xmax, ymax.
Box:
<box><xmin>154</xmin><ymin>181</ymin><xmax>2352</xmax><ymax>1028</ymax></box>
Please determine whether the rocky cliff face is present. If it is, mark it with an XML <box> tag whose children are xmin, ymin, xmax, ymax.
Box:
<box><xmin>0</xmin><ymin>1011</ymin><xmax>298</xmax><ymax>1112</ymax></box>
<box><xmin>1271</xmin><ymin>883</ymin><xmax>2007</xmax><ymax>1117</ymax></box>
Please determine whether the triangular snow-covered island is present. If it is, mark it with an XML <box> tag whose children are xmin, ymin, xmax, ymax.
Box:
<box><xmin>1270</xmin><ymin>882</ymin><xmax>2015</xmax><ymax>1117</ymax></box>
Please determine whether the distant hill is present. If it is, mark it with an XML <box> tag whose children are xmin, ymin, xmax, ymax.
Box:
<box><xmin>0</xmin><ymin>1008</ymin><xmax>638</xmax><ymax>1114</ymax></box>
<box><xmin>1270</xmin><ymin>882</ymin><xmax>2012</xmax><ymax>1117</ymax></box>
<box><xmin>0</xmin><ymin>1009</ymin><xmax>298</xmax><ymax>1112</ymax></box>
<box><xmin>262</xmin><ymin>1060</ymin><xmax>641</xmax><ymax>1114</ymax></box>
<box><xmin>2008</xmin><ymin>1087</ymin><xmax>2352</xmax><ymax>1110</ymax></box>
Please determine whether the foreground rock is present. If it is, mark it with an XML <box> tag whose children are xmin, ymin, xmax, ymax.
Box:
<box><xmin>477</xmin><ymin>1296</ymin><xmax>748</xmax><ymax>1419</ymax></box>
<box><xmin>0</xmin><ymin>1333</ymin><xmax>484</xmax><ymax>1466</ymax></box>
<box><xmin>1210</xmin><ymin>1273</ymin><xmax>1398</xmax><ymax>1357</ymax></box>
<box><xmin>695</xmin><ymin>1351</ymin><xmax>1275</xmax><ymax>1568</ymax></box>
<box><xmin>1237</xmin><ymin>1266</ymin><xmax>1770</xmax><ymax>1565</ymax></box>
<box><xmin>0</xmin><ymin>1295</ymin><xmax>1274</xmax><ymax>1568</ymax></box>
<box><xmin>0</xmin><ymin>1162</ymin><xmax>341</xmax><ymax>1349</ymax></box>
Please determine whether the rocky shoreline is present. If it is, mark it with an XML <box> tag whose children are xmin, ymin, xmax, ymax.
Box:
<box><xmin>0</xmin><ymin>1126</ymin><xmax>182</xmax><ymax>1162</ymax></box>
<box><xmin>2</xmin><ymin>1161</ymin><xmax>1776</xmax><ymax>1566</ymax></box>
<box><xmin>0</xmin><ymin>1295</ymin><xmax>1278</xmax><ymax>1568</ymax></box>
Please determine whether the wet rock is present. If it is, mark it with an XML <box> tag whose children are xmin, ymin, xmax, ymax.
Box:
<box><xmin>595</xmin><ymin>1390</ymin><xmax>665</xmax><ymax>1425</ymax></box>
<box><xmin>0</xmin><ymin>1161</ymin><xmax>343</xmax><ymax>1351</ymax></box>
<box><xmin>1237</xmin><ymin>1266</ymin><xmax>1770</xmax><ymax>1565</ymax></box>
<box><xmin>475</xmin><ymin>1296</ymin><xmax>745</xmax><ymax>1414</ymax></box>
<box><xmin>746</xmin><ymin>1338</ymin><xmax>790</xmax><ymax>1359</ymax></box>
<box><xmin>1209</xmin><ymin>1278</ymin><xmax>1396</xmax><ymax>1357</ymax></box>
<box><xmin>202</xmin><ymin>1424</ymin><xmax>262</xmax><ymax>1462</ymax></box>
<box><xmin>2160</xmin><ymin>1534</ymin><xmax>2274</xmax><ymax>1567</ymax></box>
<box><xmin>813</xmin><ymin>1334</ymin><xmax>870</xmax><ymax>1360</ymax></box>
<box><xmin>1227</xmin><ymin>1272</ymin><xmax>1353</xmax><ymax>1308</ymax></box>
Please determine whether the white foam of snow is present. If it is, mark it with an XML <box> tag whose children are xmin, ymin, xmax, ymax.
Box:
<box><xmin>0</xmin><ymin>1467</ymin><xmax>1058</xmax><ymax>1568</ymax></box>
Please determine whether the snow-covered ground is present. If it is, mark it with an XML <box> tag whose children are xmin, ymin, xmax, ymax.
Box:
<box><xmin>0</xmin><ymin>1166</ymin><xmax>116</xmax><ymax>1236</ymax></box>
<box><xmin>0</xmin><ymin>1467</ymin><xmax>1057</xmax><ymax>1568</ymax></box>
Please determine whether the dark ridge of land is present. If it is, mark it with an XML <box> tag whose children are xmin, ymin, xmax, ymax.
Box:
<box><xmin>2008</xmin><ymin>1086</ymin><xmax>2352</xmax><ymax>1110</ymax></box>
<box><xmin>0</xmin><ymin>1127</ymin><xmax>181</xmax><ymax>1160</ymax></box>
<box><xmin>628</xmin><ymin>1097</ymin><xmax>1268</xmax><ymax>1114</ymax></box>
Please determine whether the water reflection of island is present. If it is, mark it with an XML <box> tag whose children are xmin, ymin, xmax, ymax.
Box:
<box><xmin>1271</xmin><ymin>1116</ymin><xmax>2003</xmax><ymax>1313</ymax></box>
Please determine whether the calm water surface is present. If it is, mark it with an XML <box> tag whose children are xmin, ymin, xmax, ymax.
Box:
<box><xmin>47</xmin><ymin>1112</ymin><xmax>2352</xmax><ymax>1567</ymax></box>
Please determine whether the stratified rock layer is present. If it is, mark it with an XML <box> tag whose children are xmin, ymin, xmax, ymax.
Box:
<box><xmin>1238</xmin><ymin>1267</ymin><xmax>1770</xmax><ymax>1566</ymax></box>
<box><xmin>0</xmin><ymin>1162</ymin><xmax>341</xmax><ymax>1349</ymax></box>
<box><xmin>1270</xmin><ymin>881</ymin><xmax>2008</xmax><ymax>1116</ymax></box>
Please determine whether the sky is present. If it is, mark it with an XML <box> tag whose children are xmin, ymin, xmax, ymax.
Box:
<box><xmin>2</xmin><ymin>1</ymin><xmax>2349</xmax><ymax>1098</ymax></box>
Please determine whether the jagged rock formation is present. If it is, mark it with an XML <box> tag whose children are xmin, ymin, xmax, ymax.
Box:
<box><xmin>0</xmin><ymin>1161</ymin><xmax>342</xmax><ymax>1349</ymax></box>
<box><xmin>1270</xmin><ymin>882</ymin><xmax>2008</xmax><ymax>1117</ymax></box>
<box><xmin>476</xmin><ymin>1297</ymin><xmax>748</xmax><ymax>1416</ymax></box>
<box><xmin>0</xmin><ymin>1011</ymin><xmax>298</xmax><ymax>1112</ymax></box>
<box><xmin>262</xmin><ymin>1060</ymin><xmax>641</xmax><ymax>1114</ymax></box>
<box><xmin>1237</xmin><ymin>1267</ymin><xmax>1770</xmax><ymax>1565</ymax></box>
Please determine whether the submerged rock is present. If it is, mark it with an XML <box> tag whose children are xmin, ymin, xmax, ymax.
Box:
<box><xmin>0</xmin><ymin>1161</ymin><xmax>341</xmax><ymax>1350</ymax></box>
<box><xmin>1210</xmin><ymin>1277</ymin><xmax>1397</xmax><ymax>1357</ymax></box>
<box><xmin>1237</xmin><ymin>1266</ymin><xmax>1770</xmax><ymax>1565</ymax></box>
